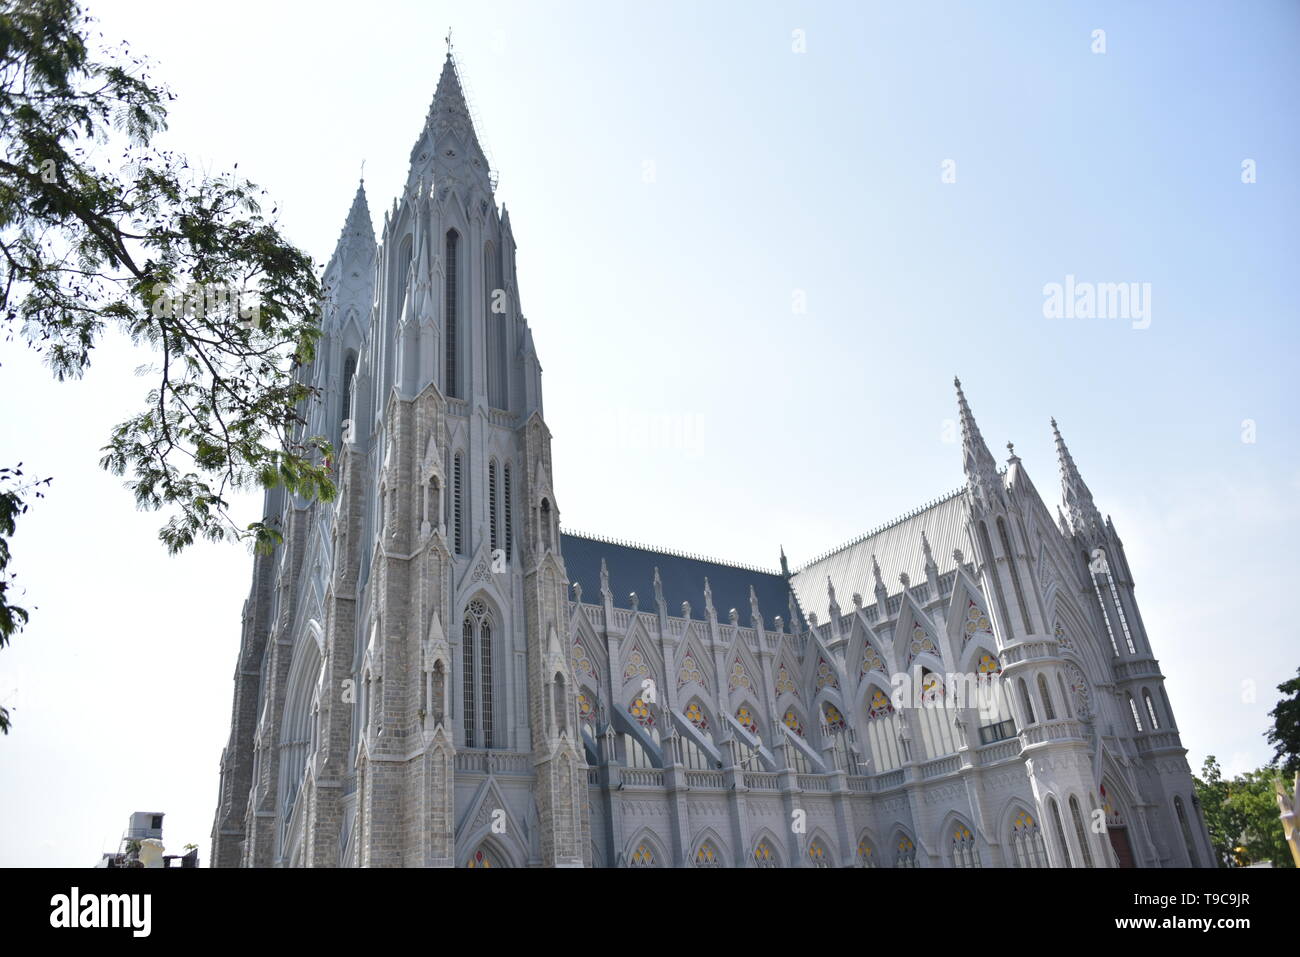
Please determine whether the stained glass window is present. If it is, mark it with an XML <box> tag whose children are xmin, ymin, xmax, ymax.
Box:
<box><xmin>629</xmin><ymin>696</ymin><xmax>654</xmax><ymax>728</ymax></box>
<box><xmin>822</xmin><ymin>701</ymin><xmax>846</xmax><ymax>732</ymax></box>
<box><xmin>1054</xmin><ymin>620</ymin><xmax>1073</xmax><ymax>651</ymax></box>
<box><xmin>571</xmin><ymin>641</ymin><xmax>593</xmax><ymax>678</ymax></box>
<box><xmin>807</xmin><ymin>839</ymin><xmax>830</xmax><ymax>868</ymax></box>
<box><xmin>894</xmin><ymin>835</ymin><xmax>916</xmax><ymax>868</ymax></box>
<box><xmin>782</xmin><ymin>709</ymin><xmax>804</xmax><ymax>737</ymax></box>
<box><xmin>776</xmin><ymin>663</ymin><xmax>797</xmax><ymax>697</ymax></box>
<box><xmin>906</xmin><ymin>623</ymin><xmax>937</xmax><ymax>667</ymax></box>
<box><xmin>623</xmin><ymin>648</ymin><xmax>651</xmax><ymax>683</ymax></box>
<box><xmin>950</xmin><ymin>824</ymin><xmax>979</xmax><ymax>868</ymax></box>
<box><xmin>868</xmin><ymin>688</ymin><xmax>894</xmax><ymax>719</ymax></box>
<box><xmin>677</xmin><ymin>652</ymin><xmax>704</xmax><ymax>689</ymax></box>
<box><xmin>466</xmin><ymin>847</ymin><xmax>497</xmax><ymax>868</ymax></box>
<box><xmin>1011</xmin><ymin>810</ymin><xmax>1047</xmax><ymax>868</ymax></box>
<box><xmin>977</xmin><ymin>653</ymin><xmax>1002</xmax><ymax>675</ymax></box>
<box><xmin>753</xmin><ymin>839</ymin><xmax>778</xmax><ymax>868</ymax></box>
<box><xmin>857</xmin><ymin>838</ymin><xmax>874</xmax><ymax>868</ymax></box>
<box><xmin>735</xmin><ymin>705</ymin><xmax>759</xmax><ymax>735</ymax></box>
<box><xmin>694</xmin><ymin>841</ymin><xmax>721</xmax><ymax>868</ymax></box>
<box><xmin>728</xmin><ymin>657</ymin><xmax>752</xmax><ymax>691</ymax></box>
<box><xmin>1067</xmin><ymin>663</ymin><xmax>1092</xmax><ymax>718</ymax></box>
<box><xmin>963</xmin><ymin>599</ymin><xmax>993</xmax><ymax>645</ymax></box>
<box><xmin>629</xmin><ymin>842</ymin><xmax>656</xmax><ymax>868</ymax></box>
<box><xmin>685</xmin><ymin>701</ymin><xmax>709</xmax><ymax>732</ymax></box>
<box><xmin>815</xmin><ymin>656</ymin><xmax>839</xmax><ymax>690</ymax></box>
<box><xmin>577</xmin><ymin>691</ymin><xmax>596</xmax><ymax>723</ymax></box>
<box><xmin>860</xmin><ymin>642</ymin><xmax>884</xmax><ymax>677</ymax></box>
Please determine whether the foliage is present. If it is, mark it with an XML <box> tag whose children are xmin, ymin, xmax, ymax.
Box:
<box><xmin>1194</xmin><ymin>755</ymin><xmax>1293</xmax><ymax>868</ymax></box>
<box><xmin>0</xmin><ymin>464</ymin><xmax>50</xmax><ymax>732</ymax></box>
<box><xmin>1266</xmin><ymin>667</ymin><xmax>1300</xmax><ymax>776</ymax></box>
<box><xmin>0</xmin><ymin>0</ymin><xmax>332</xmax><ymax>558</ymax></box>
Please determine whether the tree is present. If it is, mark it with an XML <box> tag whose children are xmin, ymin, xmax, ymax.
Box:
<box><xmin>0</xmin><ymin>464</ymin><xmax>50</xmax><ymax>732</ymax></box>
<box><xmin>1266</xmin><ymin>667</ymin><xmax>1300</xmax><ymax>776</ymax></box>
<box><xmin>1194</xmin><ymin>755</ymin><xmax>1294</xmax><ymax>868</ymax></box>
<box><xmin>0</xmin><ymin>0</ymin><xmax>333</xmax><ymax>718</ymax></box>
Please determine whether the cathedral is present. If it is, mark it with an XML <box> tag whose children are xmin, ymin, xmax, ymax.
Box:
<box><xmin>210</xmin><ymin>54</ymin><xmax>1214</xmax><ymax>868</ymax></box>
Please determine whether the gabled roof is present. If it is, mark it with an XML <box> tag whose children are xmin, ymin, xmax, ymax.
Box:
<box><xmin>560</xmin><ymin>531</ymin><xmax>791</xmax><ymax>627</ymax></box>
<box><xmin>789</xmin><ymin>486</ymin><xmax>974</xmax><ymax>623</ymax></box>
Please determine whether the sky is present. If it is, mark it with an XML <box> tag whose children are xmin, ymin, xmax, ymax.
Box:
<box><xmin>0</xmin><ymin>0</ymin><xmax>1296</xmax><ymax>866</ymax></box>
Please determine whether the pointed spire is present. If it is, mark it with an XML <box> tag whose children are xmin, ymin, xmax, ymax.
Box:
<box><xmin>779</xmin><ymin>544</ymin><xmax>790</xmax><ymax>578</ymax></box>
<box><xmin>703</xmin><ymin>576</ymin><xmax>716</xmax><ymax>621</ymax></box>
<box><xmin>409</xmin><ymin>52</ymin><xmax>491</xmax><ymax>190</ymax></box>
<box><xmin>749</xmin><ymin>585</ymin><xmax>762</xmax><ymax>628</ymax></box>
<box><xmin>1052</xmin><ymin>417</ymin><xmax>1104</xmax><ymax>541</ymax></box>
<box><xmin>921</xmin><ymin>530</ymin><xmax>936</xmax><ymax>573</ymax></box>
<box><xmin>325</xmin><ymin>180</ymin><xmax>376</xmax><ymax>280</ymax></box>
<box><xmin>653</xmin><ymin>566</ymin><xmax>666</xmax><ymax>615</ymax></box>
<box><xmin>954</xmin><ymin>377</ymin><xmax>1003</xmax><ymax>511</ymax></box>
<box><xmin>599</xmin><ymin>557</ymin><xmax>611</xmax><ymax>602</ymax></box>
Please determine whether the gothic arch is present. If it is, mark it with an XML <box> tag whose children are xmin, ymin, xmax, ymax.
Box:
<box><xmin>804</xmin><ymin>827</ymin><xmax>837</xmax><ymax>868</ymax></box>
<box><xmin>938</xmin><ymin>811</ymin><xmax>982</xmax><ymax>868</ymax></box>
<box><xmin>855</xmin><ymin>828</ymin><xmax>880</xmax><ymax>867</ymax></box>
<box><xmin>623</xmin><ymin>829</ymin><xmax>668</xmax><ymax>868</ymax></box>
<box><xmin>750</xmin><ymin>828</ymin><xmax>785</xmax><ymax>868</ymax></box>
<box><xmin>689</xmin><ymin>827</ymin><xmax>730</xmax><ymax>868</ymax></box>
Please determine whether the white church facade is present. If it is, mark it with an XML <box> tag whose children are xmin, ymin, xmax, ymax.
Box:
<box><xmin>210</xmin><ymin>55</ymin><xmax>1214</xmax><ymax>868</ymax></box>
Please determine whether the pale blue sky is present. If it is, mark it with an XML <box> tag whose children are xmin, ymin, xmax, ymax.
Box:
<box><xmin>0</xmin><ymin>0</ymin><xmax>1295</xmax><ymax>865</ymax></box>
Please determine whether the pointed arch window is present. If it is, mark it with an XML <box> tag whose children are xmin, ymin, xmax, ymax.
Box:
<box><xmin>452</xmin><ymin>452</ymin><xmax>464</xmax><ymax>554</ymax></box>
<box><xmin>856</xmin><ymin>836</ymin><xmax>875</xmax><ymax>868</ymax></box>
<box><xmin>822</xmin><ymin>701</ymin><xmax>857</xmax><ymax>773</ymax></box>
<box><xmin>694</xmin><ymin>841</ymin><xmax>721</xmax><ymax>868</ymax></box>
<box><xmin>1018</xmin><ymin>678</ymin><xmax>1037</xmax><ymax>725</ymax></box>
<box><xmin>502</xmin><ymin>464</ymin><xmax>513</xmax><ymax>561</ymax></box>
<box><xmin>340</xmin><ymin>350</ymin><xmax>357</xmax><ymax>441</ymax></box>
<box><xmin>1058</xmin><ymin>673</ymin><xmax>1073</xmax><ymax>718</ymax></box>
<box><xmin>1127</xmin><ymin>693</ymin><xmax>1144</xmax><ymax>733</ymax></box>
<box><xmin>629</xmin><ymin>842</ymin><xmax>657</xmax><ymax>868</ymax></box>
<box><xmin>444</xmin><ymin>230</ymin><xmax>459</xmax><ymax>398</ymax></box>
<box><xmin>807</xmin><ymin>838</ymin><xmax>831</xmax><ymax>868</ymax></box>
<box><xmin>753</xmin><ymin>838</ymin><xmax>779</xmax><ymax>868</ymax></box>
<box><xmin>539</xmin><ymin>497</ymin><xmax>552</xmax><ymax>552</ymax></box>
<box><xmin>950</xmin><ymin>823</ymin><xmax>979</xmax><ymax>868</ymax></box>
<box><xmin>996</xmin><ymin>516</ymin><xmax>1033</xmax><ymax>632</ymax></box>
<box><xmin>1143</xmin><ymin>689</ymin><xmax>1161</xmax><ymax>730</ymax></box>
<box><xmin>1049</xmin><ymin>797</ymin><xmax>1072</xmax><ymax>866</ymax></box>
<box><xmin>466</xmin><ymin>845</ymin><xmax>500</xmax><ymax>868</ymax></box>
<box><xmin>1069</xmin><ymin>796</ymin><xmax>1095</xmax><ymax>867</ymax></box>
<box><xmin>488</xmin><ymin>459</ymin><xmax>499</xmax><ymax>554</ymax></box>
<box><xmin>1010</xmin><ymin>809</ymin><xmax>1048</xmax><ymax>868</ymax></box>
<box><xmin>1037</xmin><ymin>674</ymin><xmax>1057</xmax><ymax>721</ymax></box>
<box><xmin>1174</xmin><ymin>796</ymin><xmax>1201</xmax><ymax>867</ymax></box>
<box><xmin>462</xmin><ymin>599</ymin><xmax>496</xmax><ymax>748</ymax></box>
<box><xmin>894</xmin><ymin>834</ymin><xmax>917</xmax><ymax>868</ymax></box>
<box><xmin>552</xmin><ymin>672</ymin><xmax>566</xmax><ymax>736</ymax></box>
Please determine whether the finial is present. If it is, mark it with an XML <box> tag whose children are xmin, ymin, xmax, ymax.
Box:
<box><xmin>1007</xmin><ymin>441</ymin><xmax>1015</xmax><ymax>456</ymax></box>
<box><xmin>445</xmin><ymin>27</ymin><xmax>454</xmax><ymax>58</ymax></box>
<box><xmin>899</xmin><ymin>572</ymin><xmax>911</xmax><ymax>589</ymax></box>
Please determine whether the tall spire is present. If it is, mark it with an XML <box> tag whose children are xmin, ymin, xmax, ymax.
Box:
<box><xmin>1052</xmin><ymin>417</ymin><xmax>1104</xmax><ymax>541</ymax></box>
<box><xmin>324</xmin><ymin>180</ymin><xmax>376</xmax><ymax>283</ymax></box>
<box><xmin>954</xmin><ymin>377</ymin><xmax>1002</xmax><ymax>510</ymax></box>
<box><xmin>408</xmin><ymin>52</ymin><xmax>491</xmax><ymax>192</ymax></box>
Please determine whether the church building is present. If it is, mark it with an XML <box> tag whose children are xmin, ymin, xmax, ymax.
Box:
<box><xmin>210</xmin><ymin>54</ymin><xmax>1214</xmax><ymax>868</ymax></box>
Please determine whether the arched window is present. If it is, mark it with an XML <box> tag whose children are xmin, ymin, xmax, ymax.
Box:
<box><xmin>894</xmin><ymin>834</ymin><xmax>917</xmax><ymax>868</ymax></box>
<box><xmin>753</xmin><ymin>838</ymin><xmax>779</xmax><ymax>868</ymax></box>
<box><xmin>1104</xmin><ymin>567</ymin><xmax>1138</xmax><ymax>654</ymax></box>
<box><xmin>466</xmin><ymin>845</ymin><xmax>500</xmax><ymax>868</ymax></box>
<box><xmin>430</xmin><ymin>660</ymin><xmax>445</xmax><ymax>726</ymax></box>
<box><xmin>1010</xmin><ymin>809</ymin><xmax>1048</xmax><ymax>868</ymax></box>
<box><xmin>462</xmin><ymin>599</ymin><xmax>496</xmax><ymax>748</ymax></box>
<box><xmin>539</xmin><ymin>498</ymin><xmax>552</xmax><ymax>552</ymax></box>
<box><xmin>1143</xmin><ymin>689</ymin><xmax>1161</xmax><ymax>730</ymax></box>
<box><xmin>856</xmin><ymin>836</ymin><xmax>875</xmax><ymax>868</ymax></box>
<box><xmin>1127</xmin><ymin>693</ymin><xmax>1144</xmax><ymax>733</ymax></box>
<box><xmin>502</xmin><ymin>464</ymin><xmax>513</xmax><ymax>561</ymax></box>
<box><xmin>1089</xmin><ymin>561</ymin><xmax>1121</xmax><ymax>657</ymax></box>
<box><xmin>682</xmin><ymin>700</ymin><xmax>714</xmax><ymax>770</ymax></box>
<box><xmin>821</xmin><ymin>701</ymin><xmax>857</xmax><ymax>773</ymax></box>
<box><xmin>950</xmin><ymin>823</ymin><xmax>979</xmax><ymax>868</ymax></box>
<box><xmin>488</xmin><ymin>459</ymin><xmax>499</xmax><ymax>554</ymax></box>
<box><xmin>996</xmin><ymin>516</ymin><xmax>1033</xmax><ymax>632</ymax></box>
<box><xmin>1018</xmin><ymin>678</ymin><xmax>1037</xmax><ymax>725</ymax></box>
<box><xmin>444</xmin><ymin>230</ymin><xmax>459</xmax><ymax>398</ymax></box>
<box><xmin>807</xmin><ymin>838</ymin><xmax>831</xmax><ymax>868</ymax></box>
<box><xmin>694</xmin><ymin>840</ymin><xmax>721</xmax><ymax>868</ymax></box>
<box><xmin>483</xmin><ymin>240</ymin><xmax>507</xmax><ymax>410</ymax></box>
<box><xmin>553</xmin><ymin>672</ymin><xmax>566</xmax><ymax>736</ymax></box>
<box><xmin>629</xmin><ymin>840</ymin><xmax>658</xmax><ymax>868</ymax></box>
<box><xmin>865</xmin><ymin>687</ymin><xmax>903</xmax><ymax>772</ymax></box>
<box><xmin>1069</xmin><ymin>796</ymin><xmax>1095</xmax><ymax>867</ymax></box>
<box><xmin>1057</xmin><ymin>673</ymin><xmax>1073</xmax><ymax>718</ymax></box>
<box><xmin>1049</xmin><ymin>797</ymin><xmax>1072</xmax><ymax>866</ymax></box>
<box><xmin>397</xmin><ymin>234</ymin><xmax>413</xmax><ymax>289</ymax></box>
<box><xmin>1174</xmin><ymin>796</ymin><xmax>1201</xmax><ymax>867</ymax></box>
<box><xmin>917</xmin><ymin>669</ymin><xmax>960</xmax><ymax>759</ymax></box>
<box><xmin>340</xmin><ymin>350</ymin><xmax>357</xmax><ymax>440</ymax></box>
<box><xmin>1037</xmin><ymin>674</ymin><xmax>1057</xmax><ymax>721</ymax></box>
<box><xmin>452</xmin><ymin>452</ymin><xmax>464</xmax><ymax>555</ymax></box>
<box><xmin>624</xmin><ymin>695</ymin><xmax>659</xmax><ymax>769</ymax></box>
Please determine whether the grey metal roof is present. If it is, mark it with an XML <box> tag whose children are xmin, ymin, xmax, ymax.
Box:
<box><xmin>560</xmin><ymin>531</ymin><xmax>792</xmax><ymax>627</ymax></box>
<box><xmin>789</xmin><ymin>486</ymin><xmax>974</xmax><ymax>623</ymax></box>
